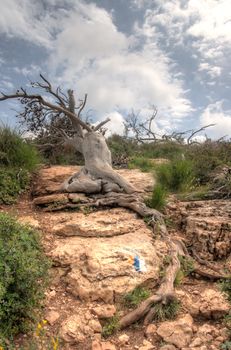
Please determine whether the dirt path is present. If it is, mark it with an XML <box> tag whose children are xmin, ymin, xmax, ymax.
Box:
<box><xmin>1</xmin><ymin>166</ymin><xmax>230</xmax><ymax>350</ymax></box>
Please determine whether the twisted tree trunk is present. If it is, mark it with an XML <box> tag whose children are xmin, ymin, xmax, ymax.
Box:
<box><xmin>61</xmin><ymin>131</ymin><xmax>136</xmax><ymax>194</ymax></box>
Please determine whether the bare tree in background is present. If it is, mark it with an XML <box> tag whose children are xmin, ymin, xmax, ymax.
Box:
<box><xmin>124</xmin><ymin>108</ymin><xmax>215</xmax><ymax>144</ymax></box>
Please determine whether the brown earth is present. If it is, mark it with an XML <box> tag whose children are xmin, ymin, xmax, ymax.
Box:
<box><xmin>1</xmin><ymin>165</ymin><xmax>230</xmax><ymax>350</ymax></box>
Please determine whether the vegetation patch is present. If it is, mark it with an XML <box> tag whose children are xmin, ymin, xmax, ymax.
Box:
<box><xmin>145</xmin><ymin>183</ymin><xmax>167</xmax><ymax>211</ymax></box>
<box><xmin>0</xmin><ymin>126</ymin><xmax>40</xmax><ymax>171</ymax></box>
<box><xmin>219</xmin><ymin>278</ymin><xmax>231</xmax><ymax>303</ymax></box>
<box><xmin>152</xmin><ymin>299</ymin><xmax>181</xmax><ymax>322</ymax></box>
<box><xmin>155</xmin><ymin>159</ymin><xmax>194</xmax><ymax>193</ymax></box>
<box><xmin>0</xmin><ymin>167</ymin><xmax>29</xmax><ymax>204</ymax></box>
<box><xmin>0</xmin><ymin>126</ymin><xmax>41</xmax><ymax>204</ymax></box>
<box><xmin>128</xmin><ymin>157</ymin><xmax>154</xmax><ymax>172</ymax></box>
<box><xmin>102</xmin><ymin>315</ymin><xmax>119</xmax><ymax>338</ymax></box>
<box><xmin>0</xmin><ymin>213</ymin><xmax>50</xmax><ymax>343</ymax></box>
<box><xmin>123</xmin><ymin>286</ymin><xmax>151</xmax><ymax>308</ymax></box>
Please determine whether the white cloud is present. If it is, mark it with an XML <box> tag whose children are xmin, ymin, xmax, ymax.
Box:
<box><xmin>198</xmin><ymin>63</ymin><xmax>222</xmax><ymax>78</ymax></box>
<box><xmin>104</xmin><ymin>112</ymin><xmax>125</xmax><ymax>136</ymax></box>
<box><xmin>48</xmin><ymin>1</ymin><xmax>192</xmax><ymax>124</ymax></box>
<box><xmin>200</xmin><ymin>101</ymin><xmax>231</xmax><ymax>139</ymax></box>
<box><xmin>139</xmin><ymin>0</ymin><xmax>230</xmax><ymax>81</ymax></box>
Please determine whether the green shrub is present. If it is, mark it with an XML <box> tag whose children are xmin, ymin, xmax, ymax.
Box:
<box><xmin>128</xmin><ymin>157</ymin><xmax>154</xmax><ymax>172</ymax></box>
<box><xmin>155</xmin><ymin>159</ymin><xmax>194</xmax><ymax>192</ymax></box>
<box><xmin>123</xmin><ymin>286</ymin><xmax>151</xmax><ymax>308</ymax></box>
<box><xmin>152</xmin><ymin>299</ymin><xmax>180</xmax><ymax>321</ymax></box>
<box><xmin>186</xmin><ymin>140</ymin><xmax>231</xmax><ymax>184</ymax></box>
<box><xmin>0</xmin><ymin>167</ymin><xmax>29</xmax><ymax>204</ymax></box>
<box><xmin>146</xmin><ymin>184</ymin><xmax>167</xmax><ymax>211</ymax></box>
<box><xmin>102</xmin><ymin>315</ymin><xmax>119</xmax><ymax>338</ymax></box>
<box><xmin>0</xmin><ymin>213</ymin><xmax>50</xmax><ymax>341</ymax></box>
<box><xmin>0</xmin><ymin>126</ymin><xmax>41</xmax><ymax>171</ymax></box>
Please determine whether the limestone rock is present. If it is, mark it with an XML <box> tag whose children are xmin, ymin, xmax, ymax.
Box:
<box><xmin>50</xmin><ymin>210</ymin><xmax>167</xmax><ymax>302</ymax></box>
<box><xmin>92</xmin><ymin>305</ymin><xmax>117</xmax><ymax>319</ymax></box>
<box><xmin>118</xmin><ymin>333</ymin><xmax>129</xmax><ymax>345</ymax></box>
<box><xmin>33</xmin><ymin>193</ymin><xmax>68</xmax><ymax>206</ymax></box>
<box><xmin>167</xmin><ymin>200</ymin><xmax>231</xmax><ymax>260</ymax></box>
<box><xmin>92</xmin><ymin>340</ymin><xmax>117</xmax><ymax>350</ymax></box>
<box><xmin>196</xmin><ymin>289</ymin><xmax>230</xmax><ymax>319</ymax></box>
<box><xmin>145</xmin><ymin>324</ymin><xmax>157</xmax><ymax>338</ymax></box>
<box><xmin>52</xmin><ymin>208</ymin><xmax>144</xmax><ymax>237</ymax></box>
<box><xmin>159</xmin><ymin>345</ymin><xmax>177</xmax><ymax>350</ymax></box>
<box><xmin>60</xmin><ymin>312</ymin><xmax>101</xmax><ymax>344</ymax></box>
<box><xmin>45</xmin><ymin>310</ymin><xmax>60</xmax><ymax>325</ymax></box>
<box><xmin>157</xmin><ymin>314</ymin><xmax>193</xmax><ymax>348</ymax></box>
<box><xmin>139</xmin><ymin>339</ymin><xmax>154</xmax><ymax>350</ymax></box>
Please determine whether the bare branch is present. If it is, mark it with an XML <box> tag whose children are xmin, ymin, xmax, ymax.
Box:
<box><xmin>94</xmin><ymin>117</ymin><xmax>111</xmax><ymax>131</ymax></box>
<box><xmin>77</xmin><ymin>93</ymin><xmax>87</xmax><ymax>119</ymax></box>
<box><xmin>0</xmin><ymin>90</ymin><xmax>92</xmax><ymax>132</ymax></box>
<box><xmin>187</xmin><ymin>124</ymin><xmax>216</xmax><ymax>144</ymax></box>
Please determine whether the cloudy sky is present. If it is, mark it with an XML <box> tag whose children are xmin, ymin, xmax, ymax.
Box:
<box><xmin>0</xmin><ymin>0</ymin><xmax>230</xmax><ymax>139</ymax></box>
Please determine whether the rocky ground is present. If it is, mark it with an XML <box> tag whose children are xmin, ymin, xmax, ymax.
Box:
<box><xmin>1</xmin><ymin>165</ymin><xmax>230</xmax><ymax>350</ymax></box>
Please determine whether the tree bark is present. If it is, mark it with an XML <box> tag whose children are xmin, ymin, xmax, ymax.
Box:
<box><xmin>61</xmin><ymin>131</ymin><xmax>136</xmax><ymax>194</ymax></box>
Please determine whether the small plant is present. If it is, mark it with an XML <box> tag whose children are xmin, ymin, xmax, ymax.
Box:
<box><xmin>219</xmin><ymin>278</ymin><xmax>231</xmax><ymax>303</ymax></box>
<box><xmin>159</xmin><ymin>255</ymin><xmax>172</xmax><ymax>279</ymax></box>
<box><xmin>0</xmin><ymin>213</ymin><xmax>50</xmax><ymax>341</ymax></box>
<box><xmin>123</xmin><ymin>287</ymin><xmax>151</xmax><ymax>308</ymax></box>
<box><xmin>102</xmin><ymin>315</ymin><xmax>119</xmax><ymax>338</ymax></box>
<box><xmin>152</xmin><ymin>299</ymin><xmax>181</xmax><ymax>322</ymax></box>
<box><xmin>178</xmin><ymin>255</ymin><xmax>195</xmax><ymax>276</ymax></box>
<box><xmin>146</xmin><ymin>184</ymin><xmax>167</xmax><ymax>211</ymax></box>
<box><xmin>174</xmin><ymin>256</ymin><xmax>195</xmax><ymax>286</ymax></box>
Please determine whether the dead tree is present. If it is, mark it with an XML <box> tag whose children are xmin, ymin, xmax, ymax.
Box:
<box><xmin>125</xmin><ymin>108</ymin><xmax>215</xmax><ymax>144</ymax></box>
<box><xmin>0</xmin><ymin>75</ymin><xmax>137</xmax><ymax>195</ymax></box>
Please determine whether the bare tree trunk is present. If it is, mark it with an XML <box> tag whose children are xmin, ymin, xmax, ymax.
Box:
<box><xmin>61</xmin><ymin>131</ymin><xmax>136</xmax><ymax>194</ymax></box>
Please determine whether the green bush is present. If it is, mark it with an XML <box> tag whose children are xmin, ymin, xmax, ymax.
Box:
<box><xmin>0</xmin><ymin>167</ymin><xmax>29</xmax><ymax>204</ymax></box>
<box><xmin>0</xmin><ymin>126</ymin><xmax>41</xmax><ymax>171</ymax></box>
<box><xmin>155</xmin><ymin>159</ymin><xmax>194</xmax><ymax>192</ymax></box>
<box><xmin>186</xmin><ymin>140</ymin><xmax>231</xmax><ymax>184</ymax></box>
<box><xmin>0</xmin><ymin>126</ymin><xmax>41</xmax><ymax>204</ymax></box>
<box><xmin>146</xmin><ymin>184</ymin><xmax>167</xmax><ymax>211</ymax></box>
<box><xmin>0</xmin><ymin>213</ymin><xmax>50</xmax><ymax>341</ymax></box>
<box><xmin>123</xmin><ymin>286</ymin><xmax>151</xmax><ymax>308</ymax></box>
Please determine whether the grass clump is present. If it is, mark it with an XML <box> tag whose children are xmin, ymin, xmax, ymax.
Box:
<box><xmin>123</xmin><ymin>286</ymin><xmax>151</xmax><ymax>308</ymax></box>
<box><xmin>155</xmin><ymin>159</ymin><xmax>194</xmax><ymax>193</ymax></box>
<box><xmin>128</xmin><ymin>157</ymin><xmax>154</xmax><ymax>172</ymax></box>
<box><xmin>146</xmin><ymin>183</ymin><xmax>167</xmax><ymax>211</ymax></box>
<box><xmin>152</xmin><ymin>299</ymin><xmax>181</xmax><ymax>322</ymax></box>
<box><xmin>102</xmin><ymin>315</ymin><xmax>119</xmax><ymax>338</ymax></box>
<box><xmin>0</xmin><ymin>213</ymin><xmax>50</xmax><ymax>342</ymax></box>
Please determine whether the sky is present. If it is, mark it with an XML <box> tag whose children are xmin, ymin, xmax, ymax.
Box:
<box><xmin>0</xmin><ymin>0</ymin><xmax>230</xmax><ymax>139</ymax></box>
